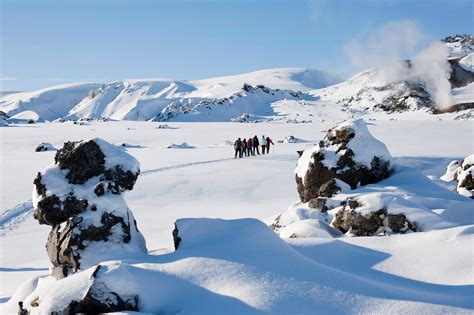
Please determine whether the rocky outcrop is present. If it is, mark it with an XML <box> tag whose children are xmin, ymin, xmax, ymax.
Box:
<box><xmin>32</xmin><ymin>138</ymin><xmax>146</xmax><ymax>279</ymax></box>
<box><xmin>295</xmin><ymin>119</ymin><xmax>393</xmax><ymax>202</ymax></box>
<box><xmin>332</xmin><ymin>196</ymin><xmax>419</xmax><ymax>236</ymax></box>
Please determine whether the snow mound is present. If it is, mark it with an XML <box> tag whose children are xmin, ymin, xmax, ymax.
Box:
<box><xmin>4</xmin><ymin>218</ymin><xmax>315</xmax><ymax>314</ymax></box>
<box><xmin>3</xmin><ymin>216</ymin><xmax>474</xmax><ymax>313</ymax></box>
<box><xmin>270</xmin><ymin>203</ymin><xmax>342</xmax><ymax>238</ymax></box>
<box><xmin>165</xmin><ymin>142</ymin><xmax>195</xmax><ymax>149</ymax></box>
<box><xmin>441</xmin><ymin>160</ymin><xmax>461</xmax><ymax>181</ymax></box>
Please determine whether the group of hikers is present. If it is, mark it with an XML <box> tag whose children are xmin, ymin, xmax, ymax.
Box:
<box><xmin>234</xmin><ymin>135</ymin><xmax>274</xmax><ymax>158</ymax></box>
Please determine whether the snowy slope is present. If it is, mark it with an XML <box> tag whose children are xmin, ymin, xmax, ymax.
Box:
<box><xmin>0</xmin><ymin>83</ymin><xmax>101</xmax><ymax>122</ymax></box>
<box><xmin>0</xmin><ymin>68</ymin><xmax>340</xmax><ymax>122</ymax></box>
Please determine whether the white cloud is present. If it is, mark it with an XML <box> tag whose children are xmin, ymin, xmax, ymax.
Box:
<box><xmin>0</xmin><ymin>77</ymin><xmax>17</xmax><ymax>81</ymax></box>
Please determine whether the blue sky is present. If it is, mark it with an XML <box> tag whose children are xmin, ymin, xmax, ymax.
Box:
<box><xmin>1</xmin><ymin>0</ymin><xmax>472</xmax><ymax>91</ymax></box>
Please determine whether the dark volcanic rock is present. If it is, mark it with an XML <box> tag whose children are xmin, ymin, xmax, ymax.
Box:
<box><xmin>55</xmin><ymin>140</ymin><xmax>106</xmax><ymax>185</ymax></box>
<box><xmin>388</xmin><ymin>213</ymin><xmax>419</xmax><ymax>234</ymax></box>
<box><xmin>308</xmin><ymin>197</ymin><xmax>328</xmax><ymax>212</ymax></box>
<box><xmin>318</xmin><ymin>178</ymin><xmax>344</xmax><ymax>198</ymax></box>
<box><xmin>103</xmin><ymin>165</ymin><xmax>139</xmax><ymax>194</ymax></box>
<box><xmin>333</xmin><ymin>208</ymin><xmax>386</xmax><ymax>236</ymax></box>
<box><xmin>94</xmin><ymin>182</ymin><xmax>105</xmax><ymax>196</ymax></box>
<box><xmin>295</xmin><ymin>120</ymin><xmax>393</xmax><ymax>202</ymax></box>
<box><xmin>34</xmin><ymin>194</ymin><xmax>88</xmax><ymax>226</ymax></box>
<box><xmin>332</xmin><ymin>197</ymin><xmax>419</xmax><ymax>236</ymax></box>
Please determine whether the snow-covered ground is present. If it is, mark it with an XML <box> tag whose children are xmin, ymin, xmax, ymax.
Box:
<box><xmin>1</xmin><ymin>118</ymin><xmax>473</xmax><ymax>313</ymax></box>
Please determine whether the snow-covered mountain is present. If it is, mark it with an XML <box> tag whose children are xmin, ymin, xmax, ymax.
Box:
<box><xmin>0</xmin><ymin>68</ymin><xmax>339</xmax><ymax>122</ymax></box>
<box><xmin>312</xmin><ymin>35</ymin><xmax>474</xmax><ymax>116</ymax></box>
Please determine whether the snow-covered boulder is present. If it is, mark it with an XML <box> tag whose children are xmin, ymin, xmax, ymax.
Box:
<box><xmin>331</xmin><ymin>194</ymin><xmax>419</xmax><ymax>236</ymax></box>
<box><xmin>440</xmin><ymin>160</ymin><xmax>461</xmax><ymax>181</ymax></box>
<box><xmin>279</xmin><ymin>135</ymin><xmax>306</xmax><ymax>143</ymax></box>
<box><xmin>35</xmin><ymin>142</ymin><xmax>56</xmax><ymax>152</ymax></box>
<box><xmin>456</xmin><ymin>155</ymin><xmax>474</xmax><ymax>198</ymax></box>
<box><xmin>156</xmin><ymin>124</ymin><xmax>178</xmax><ymax>129</ymax></box>
<box><xmin>32</xmin><ymin>138</ymin><xmax>147</xmax><ymax>279</ymax></box>
<box><xmin>295</xmin><ymin>119</ymin><xmax>393</xmax><ymax>202</ymax></box>
<box><xmin>165</xmin><ymin>142</ymin><xmax>195</xmax><ymax>149</ymax></box>
<box><xmin>269</xmin><ymin>202</ymin><xmax>342</xmax><ymax>238</ymax></box>
<box><xmin>442</xmin><ymin>155</ymin><xmax>474</xmax><ymax>198</ymax></box>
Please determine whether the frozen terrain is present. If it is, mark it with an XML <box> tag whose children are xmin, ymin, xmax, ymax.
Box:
<box><xmin>0</xmin><ymin>34</ymin><xmax>473</xmax><ymax>314</ymax></box>
<box><xmin>0</xmin><ymin>117</ymin><xmax>473</xmax><ymax>313</ymax></box>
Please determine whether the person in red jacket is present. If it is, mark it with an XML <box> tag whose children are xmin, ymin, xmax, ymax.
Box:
<box><xmin>265</xmin><ymin>136</ymin><xmax>274</xmax><ymax>154</ymax></box>
<box><xmin>242</xmin><ymin>138</ymin><xmax>248</xmax><ymax>157</ymax></box>
<box><xmin>247</xmin><ymin>137</ymin><xmax>253</xmax><ymax>156</ymax></box>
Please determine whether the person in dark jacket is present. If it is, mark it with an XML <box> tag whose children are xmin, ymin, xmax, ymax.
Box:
<box><xmin>242</xmin><ymin>138</ymin><xmax>247</xmax><ymax>157</ymax></box>
<box><xmin>265</xmin><ymin>136</ymin><xmax>274</xmax><ymax>154</ymax></box>
<box><xmin>247</xmin><ymin>137</ymin><xmax>253</xmax><ymax>156</ymax></box>
<box><xmin>252</xmin><ymin>135</ymin><xmax>260</xmax><ymax>155</ymax></box>
<box><xmin>234</xmin><ymin>138</ymin><xmax>243</xmax><ymax>158</ymax></box>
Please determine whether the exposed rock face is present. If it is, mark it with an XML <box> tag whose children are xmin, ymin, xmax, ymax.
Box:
<box><xmin>373</xmin><ymin>81</ymin><xmax>433</xmax><ymax>113</ymax></box>
<box><xmin>442</xmin><ymin>155</ymin><xmax>474</xmax><ymax>198</ymax></box>
<box><xmin>32</xmin><ymin>138</ymin><xmax>146</xmax><ymax>279</ymax></box>
<box><xmin>295</xmin><ymin>119</ymin><xmax>393</xmax><ymax>202</ymax></box>
<box><xmin>308</xmin><ymin>197</ymin><xmax>328</xmax><ymax>212</ymax></box>
<box><xmin>332</xmin><ymin>197</ymin><xmax>418</xmax><ymax>236</ymax></box>
<box><xmin>172</xmin><ymin>223</ymin><xmax>182</xmax><ymax>250</ymax></box>
<box><xmin>448</xmin><ymin>57</ymin><xmax>474</xmax><ymax>88</ymax></box>
<box><xmin>0</xmin><ymin>111</ymin><xmax>10</xmax><ymax>126</ymax></box>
